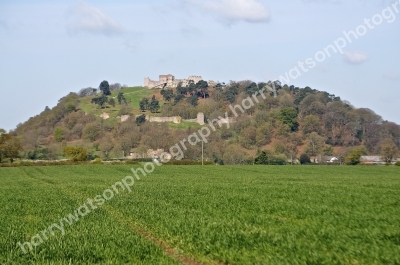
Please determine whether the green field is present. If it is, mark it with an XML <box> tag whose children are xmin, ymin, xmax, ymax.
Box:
<box><xmin>1</xmin><ymin>165</ymin><xmax>400</xmax><ymax>264</ymax></box>
<box><xmin>167</xmin><ymin>121</ymin><xmax>202</xmax><ymax>130</ymax></box>
<box><xmin>79</xmin><ymin>87</ymin><xmax>157</xmax><ymax>117</ymax></box>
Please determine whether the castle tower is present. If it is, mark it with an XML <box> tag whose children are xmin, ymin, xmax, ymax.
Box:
<box><xmin>144</xmin><ymin>77</ymin><xmax>151</xmax><ymax>88</ymax></box>
<box><xmin>197</xmin><ymin>112</ymin><xmax>205</xmax><ymax>125</ymax></box>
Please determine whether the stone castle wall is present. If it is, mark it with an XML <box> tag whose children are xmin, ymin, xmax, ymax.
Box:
<box><xmin>147</xmin><ymin>116</ymin><xmax>182</xmax><ymax>124</ymax></box>
<box><xmin>183</xmin><ymin>113</ymin><xmax>205</xmax><ymax>125</ymax></box>
<box><xmin>144</xmin><ymin>74</ymin><xmax>204</xmax><ymax>89</ymax></box>
<box><xmin>118</xmin><ymin>112</ymin><xmax>205</xmax><ymax>125</ymax></box>
<box><xmin>145</xmin><ymin>112</ymin><xmax>204</xmax><ymax>125</ymax></box>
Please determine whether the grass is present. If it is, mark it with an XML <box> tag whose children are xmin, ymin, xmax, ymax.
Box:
<box><xmin>167</xmin><ymin>121</ymin><xmax>202</xmax><ymax>130</ymax></box>
<box><xmin>113</xmin><ymin>87</ymin><xmax>159</xmax><ymax>110</ymax></box>
<box><xmin>1</xmin><ymin>165</ymin><xmax>400</xmax><ymax>264</ymax></box>
<box><xmin>79</xmin><ymin>87</ymin><xmax>157</xmax><ymax>118</ymax></box>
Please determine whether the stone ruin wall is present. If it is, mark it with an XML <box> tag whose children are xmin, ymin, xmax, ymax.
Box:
<box><xmin>182</xmin><ymin>112</ymin><xmax>205</xmax><ymax>125</ymax></box>
<box><xmin>100</xmin><ymin>112</ymin><xmax>110</xmax><ymax>120</ymax></box>
<box><xmin>109</xmin><ymin>112</ymin><xmax>205</xmax><ymax>125</ymax></box>
<box><xmin>144</xmin><ymin>112</ymin><xmax>204</xmax><ymax>125</ymax></box>
<box><xmin>120</xmin><ymin>115</ymin><xmax>130</xmax><ymax>122</ymax></box>
<box><xmin>144</xmin><ymin>74</ymin><xmax>205</xmax><ymax>89</ymax></box>
<box><xmin>103</xmin><ymin>112</ymin><xmax>231</xmax><ymax>126</ymax></box>
<box><xmin>188</xmin><ymin>76</ymin><xmax>203</xmax><ymax>84</ymax></box>
<box><xmin>147</xmin><ymin>116</ymin><xmax>182</xmax><ymax>124</ymax></box>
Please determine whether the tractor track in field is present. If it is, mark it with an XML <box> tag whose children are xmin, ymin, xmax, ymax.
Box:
<box><xmin>103</xmin><ymin>206</ymin><xmax>209</xmax><ymax>265</ymax></box>
<box><xmin>19</xmin><ymin>167</ymin><xmax>224</xmax><ymax>265</ymax></box>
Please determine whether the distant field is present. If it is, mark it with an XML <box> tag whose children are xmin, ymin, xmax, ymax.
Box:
<box><xmin>1</xmin><ymin>165</ymin><xmax>400</xmax><ymax>264</ymax></box>
<box><xmin>79</xmin><ymin>87</ymin><xmax>157</xmax><ymax>117</ymax></box>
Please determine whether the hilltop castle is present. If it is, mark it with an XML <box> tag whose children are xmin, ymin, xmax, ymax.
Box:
<box><xmin>144</xmin><ymin>74</ymin><xmax>203</xmax><ymax>89</ymax></box>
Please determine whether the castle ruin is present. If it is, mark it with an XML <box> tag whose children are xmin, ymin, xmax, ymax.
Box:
<box><xmin>144</xmin><ymin>74</ymin><xmax>203</xmax><ymax>89</ymax></box>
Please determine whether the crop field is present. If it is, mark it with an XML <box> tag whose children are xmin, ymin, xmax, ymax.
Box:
<box><xmin>0</xmin><ymin>165</ymin><xmax>400</xmax><ymax>264</ymax></box>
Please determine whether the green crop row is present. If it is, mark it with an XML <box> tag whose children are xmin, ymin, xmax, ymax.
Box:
<box><xmin>0</xmin><ymin>165</ymin><xmax>399</xmax><ymax>264</ymax></box>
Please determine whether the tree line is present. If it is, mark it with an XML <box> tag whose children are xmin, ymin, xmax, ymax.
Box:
<box><xmin>5</xmin><ymin>78</ymin><xmax>400</xmax><ymax>165</ymax></box>
<box><xmin>0</xmin><ymin>129</ymin><xmax>22</xmax><ymax>163</ymax></box>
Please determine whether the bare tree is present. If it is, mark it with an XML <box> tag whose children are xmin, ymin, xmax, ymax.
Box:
<box><xmin>380</xmin><ymin>138</ymin><xmax>399</xmax><ymax>163</ymax></box>
<box><xmin>110</xmin><ymin>83</ymin><xmax>122</xmax><ymax>91</ymax></box>
<box><xmin>78</xmin><ymin>87</ymin><xmax>97</xmax><ymax>97</ymax></box>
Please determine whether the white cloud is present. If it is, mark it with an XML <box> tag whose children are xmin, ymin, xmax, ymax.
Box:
<box><xmin>383</xmin><ymin>71</ymin><xmax>399</xmax><ymax>81</ymax></box>
<box><xmin>66</xmin><ymin>1</ymin><xmax>125</xmax><ymax>36</ymax></box>
<box><xmin>189</xmin><ymin>0</ymin><xmax>270</xmax><ymax>24</ymax></box>
<box><xmin>343</xmin><ymin>50</ymin><xmax>369</xmax><ymax>64</ymax></box>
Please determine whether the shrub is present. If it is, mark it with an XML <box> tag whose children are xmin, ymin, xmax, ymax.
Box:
<box><xmin>269</xmin><ymin>155</ymin><xmax>287</xmax><ymax>165</ymax></box>
<box><xmin>136</xmin><ymin>114</ymin><xmax>146</xmax><ymax>126</ymax></box>
<box><xmin>299</xmin><ymin>153</ymin><xmax>311</xmax><ymax>165</ymax></box>
<box><xmin>131</xmin><ymin>158</ymin><xmax>153</xmax><ymax>163</ymax></box>
<box><xmin>165</xmin><ymin>160</ymin><xmax>214</xmax><ymax>166</ymax></box>
<box><xmin>344</xmin><ymin>146</ymin><xmax>367</xmax><ymax>165</ymax></box>
<box><xmin>118</xmin><ymin>105</ymin><xmax>133</xmax><ymax>116</ymax></box>
<box><xmin>345</xmin><ymin>150</ymin><xmax>364</xmax><ymax>165</ymax></box>
<box><xmin>82</xmin><ymin>123</ymin><xmax>100</xmax><ymax>142</ymax></box>
<box><xmin>63</xmin><ymin>146</ymin><xmax>88</xmax><ymax>162</ymax></box>
<box><xmin>92</xmin><ymin>158</ymin><xmax>103</xmax><ymax>164</ymax></box>
<box><xmin>254</xmin><ymin>151</ymin><xmax>269</xmax><ymax>165</ymax></box>
<box><xmin>0</xmin><ymin>160</ymin><xmax>88</xmax><ymax>167</ymax></box>
<box><xmin>395</xmin><ymin>161</ymin><xmax>400</xmax><ymax>166</ymax></box>
<box><xmin>53</xmin><ymin>127</ymin><xmax>64</xmax><ymax>142</ymax></box>
<box><xmin>125</xmin><ymin>160</ymin><xmax>139</xmax><ymax>165</ymax></box>
<box><xmin>254</xmin><ymin>151</ymin><xmax>287</xmax><ymax>165</ymax></box>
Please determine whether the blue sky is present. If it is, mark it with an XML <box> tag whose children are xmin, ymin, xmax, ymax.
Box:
<box><xmin>1</xmin><ymin>0</ymin><xmax>399</xmax><ymax>131</ymax></box>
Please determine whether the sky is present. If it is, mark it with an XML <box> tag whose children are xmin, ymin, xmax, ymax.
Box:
<box><xmin>0</xmin><ymin>0</ymin><xmax>399</xmax><ymax>131</ymax></box>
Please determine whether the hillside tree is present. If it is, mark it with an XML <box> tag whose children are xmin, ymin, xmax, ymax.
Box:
<box><xmin>91</xmin><ymin>94</ymin><xmax>108</xmax><ymax>108</ymax></box>
<box><xmin>139</xmin><ymin>98</ymin><xmax>149</xmax><ymax>112</ymax></box>
<box><xmin>0</xmin><ymin>129</ymin><xmax>11</xmax><ymax>163</ymax></box>
<box><xmin>4</xmin><ymin>135</ymin><xmax>22</xmax><ymax>163</ymax></box>
<box><xmin>196</xmin><ymin>80</ymin><xmax>209</xmax><ymax>98</ymax></box>
<box><xmin>109</xmin><ymin>83</ymin><xmax>122</xmax><ymax>91</ymax></box>
<box><xmin>176</xmin><ymin>82</ymin><xmax>187</xmax><ymax>95</ymax></box>
<box><xmin>278</xmin><ymin>107</ymin><xmax>299</xmax><ymax>132</ymax></box>
<box><xmin>108</xmin><ymin>98</ymin><xmax>116</xmax><ymax>107</ymax></box>
<box><xmin>136</xmin><ymin>114</ymin><xmax>146</xmax><ymax>126</ymax></box>
<box><xmin>160</xmin><ymin>89</ymin><xmax>174</xmax><ymax>102</ymax></box>
<box><xmin>174</xmin><ymin>94</ymin><xmax>185</xmax><ymax>105</ymax></box>
<box><xmin>83</xmin><ymin>122</ymin><xmax>101</xmax><ymax>142</ymax></box>
<box><xmin>380</xmin><ymin>138</ymin><xmax>399</xmax><ymax>163</ymax></box>
<box><xmin>187</xmin><ymin>95</ymin><xmax>199</xmax><ymax>106</ymax></box>
<box><xmin>302</xmin><ymin>115</ymin><xmax>322</xmax><ymax>135</ymax></box>
<box><xmin>99</xmin><ymin>80</ymin><xmax>111</xmax><ymax>96</ymax></box>
<box><xmin>117</xmin><ymin>92</ymin><xmax>127</xmax><ymax>105</ymax></box>
<box><xmin>149</xmin><ymin>96</ymin><xmax>160</xmax><ymax>113</ymax></box>
<box><xmin>305</xmin><ymin>132</ymin><xmax>324</xmax><ymax>156</ymax></box>
<box><xmin>53</xmin><ymin>127</ymin><xmax>64</xmax><ymax>142</ymax></box>
<box><xmin>99</xmin><ymin>136</ymin><xmax>114</xmax><ymax>159</ymax></box>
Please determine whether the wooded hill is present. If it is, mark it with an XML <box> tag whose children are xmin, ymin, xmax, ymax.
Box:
<box><xmin>5</xmin><ymin>80</ymin><xmax>400</xmax><ymax>165</ymax></box>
